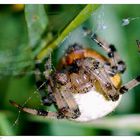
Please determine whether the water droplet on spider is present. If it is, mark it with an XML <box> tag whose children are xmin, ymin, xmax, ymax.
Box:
<box><xmin>121</xmin><ymin>18</ymin><xmax>130</xmax><ymax>26</ymax></box>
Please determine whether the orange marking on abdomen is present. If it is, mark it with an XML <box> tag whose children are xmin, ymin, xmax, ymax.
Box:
<box><xmin>62</xmin><ymin>48</ymin><xmax>108</xmax><ymax>65</ymax></box>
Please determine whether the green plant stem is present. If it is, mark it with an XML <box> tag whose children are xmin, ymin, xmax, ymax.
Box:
<box><xmin>37</xmin><ymin>4</ymin><xmax>100</xmax><ymax>61</ymax></box>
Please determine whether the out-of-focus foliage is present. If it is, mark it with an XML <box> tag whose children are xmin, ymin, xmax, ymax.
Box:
<box><xmin>0</xmin><ymin>4</ymin><xmax>140</xmax><ymax>136</ymax></box>
<box><xmin>25</xmin><ymin>5</ymin><xmax>48</xmax><ymax>48</ymax></box>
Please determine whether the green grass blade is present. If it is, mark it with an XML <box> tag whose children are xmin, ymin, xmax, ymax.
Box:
<box><xmin>37</xmin><ymin>4</ymin><xmax>100</xmax><ymax>61</ymax></box>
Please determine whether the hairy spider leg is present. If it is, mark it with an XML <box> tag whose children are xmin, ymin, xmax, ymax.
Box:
<box><xmin>76</xmin><ymin>58</ymin><xmax>120</xmax><ymax>101</ymax></box>
<box><xmin>42</xmin><ymin>55</ymin><xmax>80</xmax><ymax>119</ymax></box>
<box><xmin>49</xmin><ymin>75</ymin><xmax>80</xmax><ymax>119</ymax></box>
<box><xmin>35</xmin><ymin>57</ymin><xmax>55</xmax><ymax>106</ymax></box>
<box><xmin>9</xmin><ymin>100</ymin><xmax>58</xmax><ymax>118</ymax></box>
<box><xmin>83</xmin><ymin>27</ymin><xmax>126</xmax><ymax>76</ymax></box>
<box><xmin>9</xmin><ymin>77</ymin><xmax>80</xmax><ymax>120</ymax></box>
<box><xmin>119</xmin><ymin>75</ymin><xmax>140</xmax><ymax>94</ymax></box>
<box><xmin>10</xmin><ymin>54</ymin><xmax>80</xmax><ymax>119</ymax></box>
<box><xmin>9</xmin><ymin>82</ymin><xmax>80</xmax><ymax>120</ymax></box>
<box><xmin>59</xmin><ymin>83</ymin><xmax>81</xmax><ymax>118</ymax></box>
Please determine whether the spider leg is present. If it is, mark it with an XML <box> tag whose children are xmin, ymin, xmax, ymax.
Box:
<box><xmin>119</xmin><ymin>75</ymin><xmax>140</xmax><ymax>94</ymax></box>
<box><xmin>76</xmin><ymin>58</ymin><xmax>119</xmax><ymax>101</ymax></box>
<box><xmin>97</xmin><ymin>67</ymin><xmax>120</xmax><ymax>101</ymax></box>
<box><xmin>59</xmin><ymin>84</ymin><xmax>81</xmax><ymax>118</ymax></box>
<box><xmin>50</xmin><ymin>75</ymin><xmax>80</xmax><ymax>119</ymax></box>
<box><xmin>35</xmin><ymin>57</ymin><xmax>55</xmax><ymax>106</ymax></box>
<box><xmin>9</xmin><ymin>78</ymin><xmax>79</xmax><ymax>120</ymax></box>
<box><xmin>36</xmin><ymin>66</ymin><xmax>75</xmax><ymax>119</ymax></box>
<box><xmin>83</xmin><ymin>27</ymin><xmax>126</xmax><ymax>76</ymax></box>
<box><xmin>9</xmin><ymin>100</ymin><xmax>58</xmax><ymax>119</ymax></box>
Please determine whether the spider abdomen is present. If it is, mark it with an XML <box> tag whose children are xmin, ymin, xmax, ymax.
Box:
<box><xmin>73</xmin><ymin>89</ymin><xmax>122</xmax><ymax>122</ymax></box>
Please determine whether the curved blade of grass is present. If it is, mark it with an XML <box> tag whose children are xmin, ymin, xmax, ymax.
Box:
<box><xmin>37</xmin><ymin>4</ymin><xmax>100</xmax><ymax>61</ymax></box>
<box><xmin>29</xmin><ymin>114</ymin><xmax>140</xmax><ymax>133</ymax></box>
<box><xmin>88</xmin><ymin>114</ymin><xmax>140</xmax><ymax>132</ymax></box>
<box><xmin>25</xmin><ymin>4</ymin><xmax>48</xmax><ymax>48</ymax></box>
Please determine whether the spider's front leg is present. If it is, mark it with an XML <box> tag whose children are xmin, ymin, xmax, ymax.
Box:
<box><xmin>83</xmin><ymin>27</ymin><xmax>126</xmax><ymax>76</ymax></box>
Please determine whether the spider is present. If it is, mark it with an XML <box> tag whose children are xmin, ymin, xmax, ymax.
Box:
<box><xmin>10</xmin><ymin>27</ymin><xmax>140</xmax><ymax>122</ymax></box>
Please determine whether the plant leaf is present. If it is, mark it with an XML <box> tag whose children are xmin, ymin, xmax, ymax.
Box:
<box><xmin>25</xmin><ymin>4</ymin><xmax>48</xmax><ymax>48</ymax></box>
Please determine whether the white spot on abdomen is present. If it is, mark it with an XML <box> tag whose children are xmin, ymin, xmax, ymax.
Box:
<box><xmin>73</xmin><ymin>89</ymin><xmax>122</xmax><ymax>122</ymax></box>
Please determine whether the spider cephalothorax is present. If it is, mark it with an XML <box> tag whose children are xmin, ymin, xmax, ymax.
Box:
<box><xmin>10</xmin><ymin>27</ymin><xmax>140</xmax><ymax>122</ymax></box>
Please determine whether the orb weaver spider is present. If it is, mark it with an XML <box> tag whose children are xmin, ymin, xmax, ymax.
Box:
<box><xmin>10</xmin><ymin>27</ymin><xmax>140</xmax><ymax>122</ymax></box>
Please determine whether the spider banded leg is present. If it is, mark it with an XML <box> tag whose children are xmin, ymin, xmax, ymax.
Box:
<box><xmin>83</xmin><ymin>27</ymin><xmax>126</xmax><ymax>76</ymax></box>
<box><xmin>35</xmin><ymin>57</ymin><xmax>55</xmax><ymax>106</ymax></box>
<box><xmin>9</xmin><ymin>100</ymin><xmax>58</xmax><ymax>118</ymax></box>
<box><xmin>9</xmin><ymin>87</ymin><xmax>80</xmax><ymax>120</ymax></box>
<box><xmin>76</xmin><ymin>58</ymin><xmax>119</xmax><ymax>101</ymax></box>
<box><xmin>119</xmin><ymin>75</ymin><xmax>140</xmax><ymax>94</ymax></box>
<box><xmin>60</xmin><ymin>85</ymin><xmax>81</xmax><ymax>118</ymax></box>
<box><xmin>9</xmin><ymin>76</ymin><xmax>80</xmax><ymax>119</ymax></box>
<box><xmin>50</xmin><ymin>74</ymin><xmax>80</xmax><ymax>119</ymax></box>
<box><xmin>36</xmin><ymin>58</ymin><xmax>80</xmax><ymax>119</ymax></box>
<box><xmin>93</xmin><ymin>65</ymin><xmax>119</xmax><ymax>101</ymax></box>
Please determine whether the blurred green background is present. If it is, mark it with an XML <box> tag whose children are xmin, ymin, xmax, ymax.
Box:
<box><xmin>0</xmin><ymin>4</ymin><xmax>140</xmax><ymax>136</ymax></box>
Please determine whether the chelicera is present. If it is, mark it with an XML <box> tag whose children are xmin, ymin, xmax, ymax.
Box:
<box><xmin>10</xmin><ymin>27</ymin><xmax>140</xmax><ymax>122</ymax></box>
